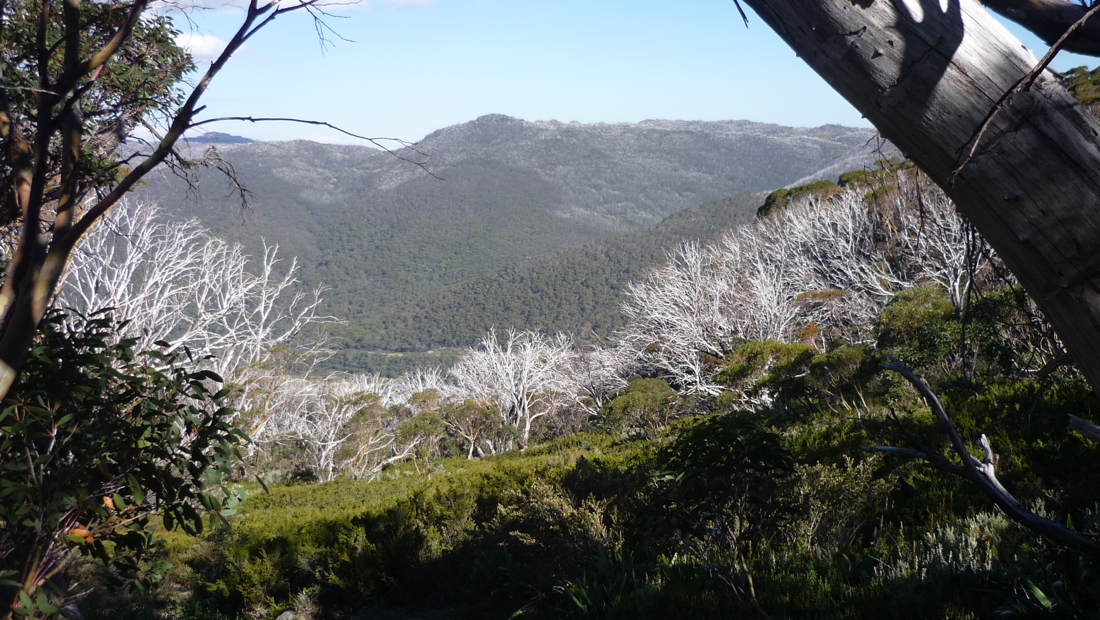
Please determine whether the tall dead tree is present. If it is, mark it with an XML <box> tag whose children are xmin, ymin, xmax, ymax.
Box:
<box><xmin>738</xmin><ymin>0</ymin><xmax>1100</xmax><ymax>395</ymax></box>
<box><xmin>0</xmin><ymin>0</ymin><xmax>326</xmax><ymax>401</ymax></box>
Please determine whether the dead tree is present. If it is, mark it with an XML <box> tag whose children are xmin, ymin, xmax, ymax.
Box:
<box><xmin>739</xmin><ymin>0</ymin><xmax>1100</xmax><ymax>396</ymax></box>
<box><xmin>0</xmin><ymin>0</ymin><xmax>334</xmax><ymax>400</ymax></box>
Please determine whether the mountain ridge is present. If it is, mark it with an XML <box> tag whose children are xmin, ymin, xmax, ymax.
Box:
<box><xmin>130</xmin><ymin>114</ymin><xmax>886</xmax><ymax>369</ymax></box>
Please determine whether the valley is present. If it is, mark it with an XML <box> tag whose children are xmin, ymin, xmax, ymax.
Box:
<box><xmin>132</xmin><ymin>114</ymin><xmax>887</xmax><ymax>372</ymax></box>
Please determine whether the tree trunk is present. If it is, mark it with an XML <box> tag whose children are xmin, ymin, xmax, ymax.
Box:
<box><xmin>741</xmin><ymin>0</ymin><xmax>1100</xmax><ymax>394</ymax></box>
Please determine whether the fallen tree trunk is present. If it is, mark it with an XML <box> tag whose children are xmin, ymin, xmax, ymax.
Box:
<box><xmin>741</xmin><ymin>0</ymin><xmax>1100</xmax><ymax>395</ymax></box>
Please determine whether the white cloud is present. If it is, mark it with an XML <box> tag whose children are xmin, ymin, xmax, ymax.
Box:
<box><xmin>175</xmin><ymin>32</ymin><xmax>237</xmax><ymax>62</ymax></box>
<box><xmin>384</xmin><ymin>0</ymin><xmax>435</xmax><ymax>8</ymax></box>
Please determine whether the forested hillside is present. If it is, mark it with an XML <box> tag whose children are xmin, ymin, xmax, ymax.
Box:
<box><xmin>131</xmin><ymin>116</ymin><xmax>884</xmax><ymax>366</ymax></box>
<box><xmin>57</xmin><ymin>163</ymin><xmax>1100</xmax><ymax>620</ymax></box>
<box><xmin>356</xmin><ymin>191</ymin><xmax>765</xmax><ymax>352</ymax></box>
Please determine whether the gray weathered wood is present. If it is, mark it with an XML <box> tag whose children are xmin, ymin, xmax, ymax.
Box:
<box><xmin>880</xmin><ymin>359</ymin><xmax>1100</xmax><ymax>555</ymax></box>
<box><xmin>984</xmin><ymin>0</ymin><xmax>1100</xmax><ymax>56</ymax></box>
<box><xmin>744</xmin><ymin>0</ymin><xmax>1100</xmax><ymax>395</ymax></box>
<box><xmin>1070</xmin><ymin>414</ymin><xmax>1100</xmax><ymax>441</ymax></box>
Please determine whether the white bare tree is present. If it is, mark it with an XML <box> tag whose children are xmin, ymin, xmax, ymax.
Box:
<box><xmin>245</xmin><ymin>375</ymin><xmax>419</xmax><ymax>481</ymax></box>
<box><xmin>619</xmin><ymin>242</ymin><xmax>743</xmax><ymax>395</ymax></box>
<box><xmin>450</xmin><ymin>328</ymin><xmax>580</xmax><ymax>449</ymax></box>
<box><xmin>619</xmin><ymin>178</ymin><xmax>987</xmax><ymax>395</ymax></box>
<box><xmin>890</xmin><ymin>178</ymin><xmax>992</xmax><ymax>310</ymax></box>
<box><xmin>570</xmin><ymin>344</ymin><xmax>632</xmax><ymax>417</ymax></box>
<box><xmin>57</xmin><ymin>201</ymin><xmax>333</xmax><ymax>378</ymax></box>
<box><xmin>328</xmin><ymin>372</ymin><xmax>402</xmax><ymax>407</ymax></box>
<box><xmin>393</xmin><ymin>366</ymin><xmax>462</xmax><ymax>402</ymax></box>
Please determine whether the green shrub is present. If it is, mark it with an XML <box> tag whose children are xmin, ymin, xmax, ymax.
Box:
<box><xmin>0</xmin><ymin>310</ymin><xmax>245</xmax><ymax>617</ymax></box>
<box><xmin>599</xmin><ymin>378</ymin><xmax>678</xmax><ymax>435</ymax></box>
<box><xmin>653</xmin><ymin>412</ymin><xmax>792</xmax><ymax>533</ymax></box>
<box><xmin>874</xmin><ymin>286</ymin><xmax>959</xmax><ymax>371</ymax></box>
<box><xmin>758</xmin><ymin>180</ymin><xmax>841</xmax><ymax>218</ymax></box>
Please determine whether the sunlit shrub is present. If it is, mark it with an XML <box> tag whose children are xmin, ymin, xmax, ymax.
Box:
<box><xmin>598</xmin><ymin>378</ymin><xmax>678</xmax><ymax>435</ymax></box>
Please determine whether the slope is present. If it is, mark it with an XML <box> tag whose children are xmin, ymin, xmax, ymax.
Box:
<box><xmin>128</xmin><ymin>115</ymin><xmax>882</xmax><ymax>366</ymax></box>
<box><xmin>361</xmin><ymin>191</ymin><xmax>764</xmax><ymax>352</ymax></box>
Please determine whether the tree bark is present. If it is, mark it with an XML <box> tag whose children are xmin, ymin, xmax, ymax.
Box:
<box><xmin>983</xmin><ymin>0</ymin><xmax>1100</xmax><ymax>56</ymax></box>
<box><xmin>742</xmin><ymin>0</ymin><xmax>1100</xmax><ymax>395</ymax></box>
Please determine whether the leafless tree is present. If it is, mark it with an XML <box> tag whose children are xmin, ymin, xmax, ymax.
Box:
<box><xmin>56</xmin><ymin>201</ymin><xmax>333</xmax><ymax>379</ymax></box>
<box><xmin>394</xmin><ymin>366</ymin><xmax>462</xmax><ymax>402</ymax></box>
<box><xmin>243</xmin><ymin>373</ymin><xmax>420</xmax><ymax>481</ymax></box>
<box><xmin>450</xmin><ymin>328</ymin><xmax>579</xmax><ymax>449</ymax></box>
<box><xmin>619</xmin><ymin>181</ymin><xmax>983</xmax><ymax>395</ymax></box>
<box><xmin>570</xmin><ymin>343</ymin><xmax>632</xmax><ymax>417</ymax></box>
<box><xmin>619</xmin><ymin>242</ymin><xmax>743</xmax><ymax>395</ymax></box>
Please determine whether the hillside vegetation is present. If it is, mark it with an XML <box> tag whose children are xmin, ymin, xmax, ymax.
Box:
<box><xmin>328</xmin><ymin>191</ymin><xmax>764</xmax><ymax>371</ymax></box>
<box><xmin>59</xmin><ymin>163</ymin><xmax>1100</xmax><ymax>620</ymax></box>
<box><xmin>131</xmin><ymin>116</ymin><xmax>883</xmax><ymax>365</ymax></box>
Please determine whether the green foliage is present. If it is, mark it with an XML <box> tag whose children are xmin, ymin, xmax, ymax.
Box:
<box><xmin>758</xmin><ymin>179</ymin><xmax>840</xmax><ymax>217</ymax></box>
<box><xmin>718</xmin><ymin>340</ymin><xmax>817</xmax><ymax>397</ymax></box>
<box><xmin>874</xmin><ymin>286</ymin><xmax>959</xmax><ymax>370</ymax></box>
<box><xmin>107</xmin><ymin>386</ymin><xmax>1100</xmax><ymax>620</ymax></box>
<box><xmin>1062</xmin><ymin>66</ymin><xmax>1100</xmax><ymax>118</ymax></box>
<box><xmin>874</xmin><ymin>285</ymin><xmax>1036</xmax><ymax>382</ymax></box>
<box><xmin>836</xmin><ymin>158</ymin><xmax>912</xmax><ymax>201</ymax></box>
<box><xmin>654</xmin><ymin>412</ymin><xmax>792</xmax><ymax>521</ymax></box>
<box><xmin>149</xmin><ymin>435</ymin><xmax>640</xmax><ymax>617</ymax></box>
<box><xmin>716</xmin><ymin>339</ymin><xmax>878</xmax><ymax>416</ymax></box>
<box><xmin>553</xmin><ymin>546</ymin><xmax>646</xmax><ymax>618</ymax></box>
<box><xmin>599</xmin><ymin>378</ymin><xmax>677</xmax><ymax>434</ymax></box>
<box><xmin>0</xmin><ymin>310</ymin><xmax>245</xmax><ymax>617</ymax></box>
<box><xmin>0</xmin><ymin>0</ymin><xmax>192</xmax><ymax>223</ymax></box>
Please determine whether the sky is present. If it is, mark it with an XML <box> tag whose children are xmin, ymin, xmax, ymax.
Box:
<box><xmin>165</xmin><ymin>0</ymin><xmax>1100</xmax><ymax>145</ymax></box>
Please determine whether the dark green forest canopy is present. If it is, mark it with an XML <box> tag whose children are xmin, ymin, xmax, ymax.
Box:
<box><xmin>131</xmin><ymin>117</ymin><xmax>882</xmax><ymax>371</ymax></box>
<box><xmin>355</xmin><ymin>192</ymin><xmax>764</xmax><ymax>350</ymax></box>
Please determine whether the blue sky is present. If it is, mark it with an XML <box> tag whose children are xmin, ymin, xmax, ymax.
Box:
<box><xmin>169</xmin><ymin>0</ymin><xmax>1098</xmax><ymax>144</ymax></box>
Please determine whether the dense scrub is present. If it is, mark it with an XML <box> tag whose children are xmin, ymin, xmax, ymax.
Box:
<box><xmin>10</xmin><ymin>156</ymin><xmax>1097</xmax><ymax>619</ymax></box>
<box><xmin>85</xmin><ymin>276</ymin><xmax>1100</xmax><ymax>618</ymax></box>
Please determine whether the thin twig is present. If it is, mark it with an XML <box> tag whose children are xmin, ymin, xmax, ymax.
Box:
<box><xmin>951</xmin><ymin>1</ymin><xmax>1100</xmax><ymax>182</ymax></box>
<box><xmin>187</xmin><ymin>116</ymin><xmax>442</xmax><ymax>179</ymax></box>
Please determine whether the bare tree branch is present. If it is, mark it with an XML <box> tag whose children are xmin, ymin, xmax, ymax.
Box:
<box><xmin>188</xmin><ymin>116</ymin><xmax>441</xmax><ymax>179</ymax></box>
<box><xmin>878</xmin><ymin>357</ymin><xmax>1100</xmax><ymax>556</ymax></box>
<box><xmin>984</xmin><ymin>0</ymin><xmax>1100</xmax><ymax>56</ymax></box>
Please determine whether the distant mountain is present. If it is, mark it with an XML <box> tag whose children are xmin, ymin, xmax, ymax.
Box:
<box><xmin>399</xmin><ymin>115</ymin><xmax>878</xmax><ymax>229</ymax></box>
<box><xmin>131</xmin><ymin>115</ymin><xmax>884</xmax><ymax>369</ymax></box>
<box><xmin>184</xmin><ymin>132</ymin><xmax>254</xmax><ymax>144</ymax></box>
